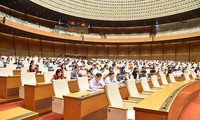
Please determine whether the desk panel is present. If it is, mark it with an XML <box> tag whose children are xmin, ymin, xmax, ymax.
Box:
<box><xmin>13</xmin><ymin>70</ymin><xmax>21</xmax><ymax>75</ymax></box>
<box><xmin>0</xmin><ymin>76</ymin><xmax>21</xmax><ymax>99</ymax></box>
<box><xmin>134</xmin><ymin>80</ymin><xmax>200</xmax><ymax>120</ymax></box>
<box><xmin>63</xmin><ymin>86</ymin><xmax>129</xmax><ymax>120</ymax></box>
<box><xmin>24</xmin><ymin>83</ymin><xmax>54</xmax><ymax>114</ymax></box>
<box><xmin>24</xmin><ymin>80</ymin><xmax>81</xmax><ymax>114</ymax></box>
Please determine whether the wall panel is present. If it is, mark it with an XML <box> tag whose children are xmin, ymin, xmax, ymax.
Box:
<box><xmin>41</xmin><ymin>40</ymin><xmax>54</xmax><ymax>57</ymax></box>
<box><xmin>87</xmin><ymin>45</ymin><xmax>97</xmax><ymax>59</ymax></box>
<box><xmin>140</xmin><ymin>45</ymin><xmax>151</xmax><ymax>60</ymax></box>
<box><xmin>107</xmin><ymin>45</ymin><xmax>118</xmax><ymax>59</ymax></box>
<box><xmin>28</xmin><ymin>38</ymin><xmax>41</xmax><ymax>56</ymax></box>
<box><xmin>129</xmin><ymin>45</ymin><xmax>139</xmax><ymax>59</ymax></box>
<box><xmin>119</xmin><ymin>45</ymin><xmax>129</xmax><ymax>59</ymax></box>
<box><xmin>14</xmin><ymin>36</ymin><xmax>29</xmax><ymax>56</ymax></box>
<box><xmin>97</xmin><ymin>45</ymin><xmax>107</xmax><ymax>58</ymax></box>
<box><xmin>176</xmin><ymin>42</ymin><xmax>189</xmax><ymax>61</ymax></box>
<box><xmin>0</xmin><ymin>32</ymin><xmax>200</xmax><ymax>62</ymax></box>
<box><xmin>152</xmin><ymin>44</ymin><xmax>163</xmax><ymax>60</ymax></box>
<box><xmin>65</xmin><ymin>43</ymin><xmax>76</xmax><ymax>56</ymax></box>
<box><xmin>190</xmin><ymin>41</ymin><xmax>200</xmax><ymax>62</ymax></box>
<box><xmin>76</xmin><ymin>44</ymin><xmax>86</xmax><ymax>55</ymax></box>
<box><xmin>164</xmin><ymin>43</ymin><xmax>176</xmax><ymax>60</ymax></box>
<box><xmin>0</xmin><ymin>33</ymin><xmax>14</xmax><ymax>55</ymax></box>
<box><xmin>54</xmin><ymin>42</ymin><xmax>65</xmax><ymax>57</ymax></box>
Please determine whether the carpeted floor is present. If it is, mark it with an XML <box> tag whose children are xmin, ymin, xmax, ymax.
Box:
<box><xmin>178</xmin><ymin>95</ymin><xmax>200</xmax><ymax>120</ymax></box>
<box><xmin>0</xmin><ymin>100</ymin><xmax>63</xmax><ymax>120</ymax></box>
<box><xmin>1</xmin><ymin>95</ymin><xmax>200</xmax><ymax>120</ymax></box>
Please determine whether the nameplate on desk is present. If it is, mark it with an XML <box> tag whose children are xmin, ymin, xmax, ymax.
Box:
<box><xmin>81</xmin><ymin>90</ymin><xmax>104</xmax><ymax>98</ymax></box>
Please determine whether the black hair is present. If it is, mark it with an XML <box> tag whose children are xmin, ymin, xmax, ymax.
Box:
<box><xmin>96</xmin><ymin>73</ymin><xmax>102</xmax><ymax>77</ymax></box>
<box><xmin>55</xmin><ymin>69</ymin><xmax>61</xmax><ymax>76</ymax></box>
<box><xmin>109</xmin><ymin>71</ymin><xmax>115</xmax><ymax>76</ymax></box>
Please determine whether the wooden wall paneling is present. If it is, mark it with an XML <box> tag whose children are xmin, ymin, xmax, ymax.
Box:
<box><xmin>76</xmin><ymin>44</ymin><xmax>86</xmax><ymax>58</ymax></box>
<box><xmin>97</xmin><ymin>45</ymin><xmax>107</xmax><ymax>59</ymax></box>
<box><xmin>119</xmin><ymin>45</ymin><xmax>129</xmax><ymax>59</ymax></box>
<box><xmin>140</xmin><ymin>45</ymin><xmax>151</xmax><ymax>60</ymax></box>
<box><xmin>107</xmin><ymin>45</ymin><xmax>118</xmax><ymax>59</ymax></box>
<box><xmin>0</xmin><ymin>33</ymin><xmax>14</xmax><ymax>55</ymax></box>
<box><xmin>163</xmin><ymin>43</ymin><xmax>176</xmax><ymax>60</ymax></box>
<box><xmin>152</xmin><ymin>44</ymin><xmax>163</xmax><ymax>60</ymax></box>
<box><xmin>190</xmin><ymin>41</ymin><xmax>200</xmax><ymax>62</ymax></box>
<box><xmin>176</xmin><ymin>42</ymin><xmax>189</xmax><ymax>61</ymax></box>
<box><xmin>65</xmin><ymin>43</ymin><xmax>76</xmax><ymax>56</ymax></box>
<box><xmin>87</xmin><ymin>45</ymin><xmax>97</xmax><ymax>59</ymax></box>
<box><xmin>41</xmin><ymin>40</ymin><xmax>54</xmax><ymax>57</ymax></box>
<box><xmin>28</xmin><ymin>38</ymin><xmax>41</xmax><ymax>56</ymax></box>
<box><xmin>54</xmin><ymin>42</ymin><xmax>65</xmax><ymax>57</ymax></box>
<box><xmin>129</xmin><ymin>45</ymin><xmax>139</xmax><ymax>59</ymax></box>
<box><xmin>14</xmin><ymin>36</ymin><xmax>29</xmax><ymax>56</ymax></box>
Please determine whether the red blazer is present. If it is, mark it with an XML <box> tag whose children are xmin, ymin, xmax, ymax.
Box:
<box><xmin>51</xmin><ymin>74</ymin><xmax>64</xmax><ymax>81</ymax></box>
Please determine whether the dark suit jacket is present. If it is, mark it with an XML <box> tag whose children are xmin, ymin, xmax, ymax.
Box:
<box><xmin>71</xmin><ymin>70</ymin><xmax>82</xmax><ymax>79</ymax></box>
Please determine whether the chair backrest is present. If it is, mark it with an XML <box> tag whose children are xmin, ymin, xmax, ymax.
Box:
<box><xmin>52</xmin><ymin>79</ymin><xmax>70</xmax><ymax>98</ymax></box>
<box><xmin>105</xmin><ymin>83</ymin><xmax>123</xmax><ymax>108</ymax></box>
<box><xmin>6</xmin><ymin>64</ymin><xmax>17</xmax><ymax>70</ymax></box>
<box><xmin>21</xmin><ymin>68</ymin><xmax>28</xmax><ymax>73</ymax></box>
<box><xmin>44</xmin><ymin>71</ymin><xmax>55</xmax><ymax>83</ymax></box>
<box><xmin>64</xmin><ymin>71</ymin><xmax>71</xmax><ymax>80</ymax></box>
<box><xmin>80</xmin><ymin>70</ymin><xmax>87</xmax><ymax>75</ymax></box>
<box><xmin>126</xmin><ymin>79</ymin><xmax>139</xmax><ymax>97</ymax></box>
<box><xmin>0</xmin><ymin>68</ymin><xmax>13</xmax><ymax>76</ymax></box>
<box><xmin>20</xmin><ymin>72</ymin><xmax>36</xmax><ymax>86</ymax></box>
<box><xmin>169</xmin><ymin>74</ymin><xmax>176</xmax><ymax>83</ymax></box>
<box><xmin>150</xmin><ymin>75</ymin><xmax>161</xmax><ymax>88</ymax></box>
<box><xmin>93</xmin><ymin>69</ymin><xmax>99</xmax><ymax>75</ymax></box>
<box><xmin>191</xmin><ymin>72</ymin><xmax>197</xmax><ymax>79</ymax></box>
<box><xmin>77</xmin><ymin>77</ymin><xmax>89</xmax><ymax>91</ymax></box>
<box><xmin>184</xmin><ymin>73</ymin><xmax>190</xmax><ymax>80</ymax></box>
<box><xmin>140</xmin><ymin>77</ymin><xmax>151</xmax><ymax>91</ymax></box>
<box><xmin>160</xmin><ymin>74</ymin><xmax>169</xmax><ymax>85</ymax></box>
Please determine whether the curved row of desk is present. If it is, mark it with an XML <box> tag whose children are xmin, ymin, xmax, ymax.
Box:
<box><xmin>0</xmin><ymin>71</ymin><xmax>200</xmax><ymax>120</ymax></box>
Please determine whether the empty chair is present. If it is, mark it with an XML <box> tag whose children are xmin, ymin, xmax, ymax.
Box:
<box><xmin>126</xmin><ymin>79</ymin><xmax>148</xmax><ymax>101</ymax></box>
<box><xmin>160</xmin><ymin>74</ymin><xmax>169</xmax><ymax>85</ymax></box>
<box><xmin>0</xmin><ymin>68</ymin><xmax>13</xmax><ymax>76</ymax></box>
<box><xmin>64</xmin><ymin>71</ymin><xmax>71</xmax><ymax>80</ymax></box>
<box><xmin>150</xmin><ymin>75</ymin><xmax>163</xmax><ymax>88</ymax></box>
<box><xmin>19</xmin><ymin>72</ymin><xmax>36</xmax><ymax>99</ymax></box>
<box><xmin>191</xmin><ymin>72</ymin><xmax>197</xmax><ymax>79</ymax></box>
<box><xmin>140</xmin><ymin>77</ymin><xmax>157</xmax><ymax>94</ymax></box>
<box><xmin>52</xmin><ymin>79</ymin><xmax>70</xmax><ymax>114</ymax></box>
<box><xmin>184</xmin><ymin>73</ymin><xmax>190</xmax><ymax>80</ymax></box>
<box><xmin>169</xmin><ymin>74</ymin><xmax>176</xmax><ymax>83</ymax></box>
<box><xmin>44</xmin><ymin>71</ymin><xmax>55</xmax><ymax>83</ymax></box>
<box><xmin>77</xmin><ymin>76</ymin><xmax>89</xmax><ymax>91</ymax></box>
<box><xmin>106</xmin><ymin>83</ymin><xmax>136</xmax><ymax>120</ymax></box>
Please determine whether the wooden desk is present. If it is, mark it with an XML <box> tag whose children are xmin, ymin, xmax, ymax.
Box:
<box><xmin>134</xmin><ymin>80</ymin><xmax>200</xmax><ymax>120</ymax></box>
<box><xmin>24</xmin><ymin>83</ymin><xmax>54</xmax><ymax>114</ymax></box>
<box><xmin>0</xmin><ymin>107</ymin><xmax>38</xmax><ymax>120</ymax></box>
<box><xmin>63</xmin><ymin>86</ymin><xmax>129</xmax><ymax>120</ymax></box>
<box><xmin>36</xmin><ymin>74</ymin><xmax>44</xmax><ymax>83</ymax></box>
<box><xmin>0</xmin><ymin>75</ymin><xmax>21</xmax><ymax>99</ymax></box>
<box><xmin>24</xmin><ymin>80</ymin><xmax>80</xmax><ymax>114</ymax></box>
<box><xmin>0</xmin><ymin>74</ymin><xmax>45</xmax><ymax>102</ymax></box>
<box><xmin>64</xmin><ymin>90</ymin><xmax>107</xmax><ymax>120</ymax></box>
<box><xmin>13</xmin><ymin>70</ymin><xmax>21</xmax><ymax>75</ymax></box>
